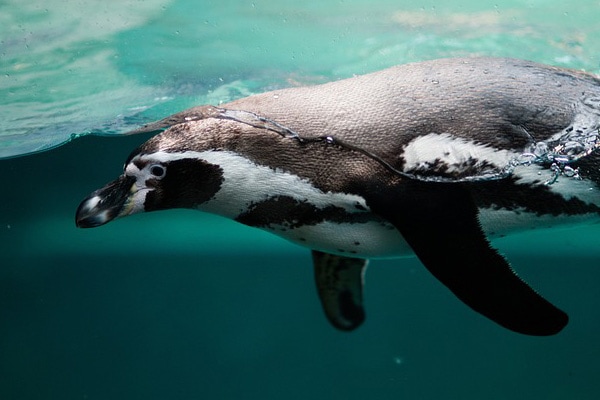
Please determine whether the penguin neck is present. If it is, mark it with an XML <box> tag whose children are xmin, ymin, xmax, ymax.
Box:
<box><xmin>194</xmin><ymin>148</ymin><xmax>373</xmax><ymax>221</ymax></box>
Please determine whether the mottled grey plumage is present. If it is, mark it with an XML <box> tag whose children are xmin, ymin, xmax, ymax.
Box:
<box><xmin>77</xmin><ymin>57</ymin><xmax>600</xmax><ymax>336</ymax></box>
<box><xmin>131</xmin><ymin>57</ymin><xmax>600</xmax><ymax>183</ymax></box>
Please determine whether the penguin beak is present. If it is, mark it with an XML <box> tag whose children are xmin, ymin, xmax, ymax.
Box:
<box><xmin>75</xmin><ymin>175</ymin><xmax>137</xmax><ymax>228</ymax></box>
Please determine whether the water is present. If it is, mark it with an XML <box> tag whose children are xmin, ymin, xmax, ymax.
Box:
<box><xmin>2</xmin><ymin>0</ymin><xmax>600</xmax><ymax>399</ymax></box>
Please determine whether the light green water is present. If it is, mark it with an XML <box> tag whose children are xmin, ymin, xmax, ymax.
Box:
<box><xmin>2</xmin><ymin>1</ymin><xmax>600</xmax><ymax>399</ymax></box>
<box><xmin>2</xmin><ymin>0</ymin><xmax>600</xmax><ymax>157</ymax></box>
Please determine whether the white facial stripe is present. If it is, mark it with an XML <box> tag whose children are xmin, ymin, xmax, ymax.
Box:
<box><xmin>122</xmin><ymin>160</ymin><xmax>156</xmax><ymax>216</ymax></box>
<box><xmin>120</xmin><ymin>187</ymin><xmax>150</xmax><ymax>216</ymax></box>
<box><xmin>402</xmin><ymin>133</ymin><xmax>515</xmax><ymax>177</ymax></box>
<box><xmin>125</xmin><ymin>162</ymin><xmax>139</xmax><ymax>175</ymax></box>
<box><xmin>138</xmin><ymin>150</ymin><xmax>370</xmax><ymax>218</ymax></box>
<box><xmin>125</xmin><ymin>161</ymin><xmax>156</xmax><ymax>187</ymax></box>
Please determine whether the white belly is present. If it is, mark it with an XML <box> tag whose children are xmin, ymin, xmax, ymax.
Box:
<box><xmin>262</xmin><ymin>218</ymin><xmax>412</xmax><ymax>259</ymax></box>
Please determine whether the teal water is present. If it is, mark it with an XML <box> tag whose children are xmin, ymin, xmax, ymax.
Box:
<box><xmin>2</xmin><ymin>0</ymin><xmax>600</xmax><ymax>399</ymax></box>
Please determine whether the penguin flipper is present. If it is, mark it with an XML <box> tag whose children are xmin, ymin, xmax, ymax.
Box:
<box><xmin>312</xmin><ymin>250</ymin><xmax>367</xmax><ymax>331</ymax></box>
<box><xmin>373</xmin><ymin>182</ymin><xmax>568</xmax><ymax>336</ymax></box>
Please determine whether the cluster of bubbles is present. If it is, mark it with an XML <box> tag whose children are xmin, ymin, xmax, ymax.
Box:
<box><xmin>512</xmin><ymin>128</ymin><xmax>600</xmax><ymax>185</ymax></box>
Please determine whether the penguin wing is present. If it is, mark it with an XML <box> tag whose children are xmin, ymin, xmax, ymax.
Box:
<box><xmin>312</xmin><ymin>250</ymin><xmax>367</xmax><ymax>331</ymax></box>
<box><xmin>369</xmin><ymin>180</ymin><xmax>568</xmax><ymax>336</ymax></box>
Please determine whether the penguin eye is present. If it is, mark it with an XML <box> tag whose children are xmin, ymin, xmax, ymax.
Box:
<box><xmin>149</xmin><ymin>164</ymin><xmax>166</xmax><ymax>178</ymax></box>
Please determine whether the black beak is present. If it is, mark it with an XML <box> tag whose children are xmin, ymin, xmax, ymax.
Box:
<box><xmin>75</xmin><ymin>175</ymin><xmax>136</xmax><ymax>228</ymax></box>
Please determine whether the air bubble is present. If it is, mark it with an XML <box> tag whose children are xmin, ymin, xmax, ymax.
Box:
<box><xmin>563</xmin><ymin>165</ymin><xmax>580</xmax><ymax>179</ymax></box>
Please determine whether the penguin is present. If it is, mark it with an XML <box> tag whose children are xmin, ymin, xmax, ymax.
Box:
<box><xmin>76</xmin><ymin>57</ymin><xmax>600</xmax><ymax>336</ymax></box>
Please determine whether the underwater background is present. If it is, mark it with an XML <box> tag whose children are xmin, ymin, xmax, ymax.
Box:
<box><xmin>2</xmin><ymin>0</ymin><xmax>600</xmax><ymax>398</ymax></box>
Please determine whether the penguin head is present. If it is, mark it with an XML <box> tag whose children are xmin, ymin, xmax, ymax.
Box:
<box><xmin>75</xmin><ymin>116</ymin><xmax>378</xmax><ymax>229</ymax></box>
<box><xmin>75</xmin><ymin>144</ymin><xmax>224</xmax><ymax>228</ymax></box>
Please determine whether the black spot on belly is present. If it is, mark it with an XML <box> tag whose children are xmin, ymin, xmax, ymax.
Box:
<box><xmin>235</xmin><ymin>195</ymin><xmax>373</xmax><ymax>229</ymax></box>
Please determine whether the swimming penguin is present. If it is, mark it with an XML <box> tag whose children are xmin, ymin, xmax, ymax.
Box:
<box><xmin>76</xmin><ymin>57</ymin><xmax>600</xmax><ymax>336</ymax></box>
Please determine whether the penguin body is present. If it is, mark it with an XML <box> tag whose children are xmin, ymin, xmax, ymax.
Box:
<box><xmin>76</xmin><ymin>57</ymin><xmax>600</xmax><ymax>336</ymax></box>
